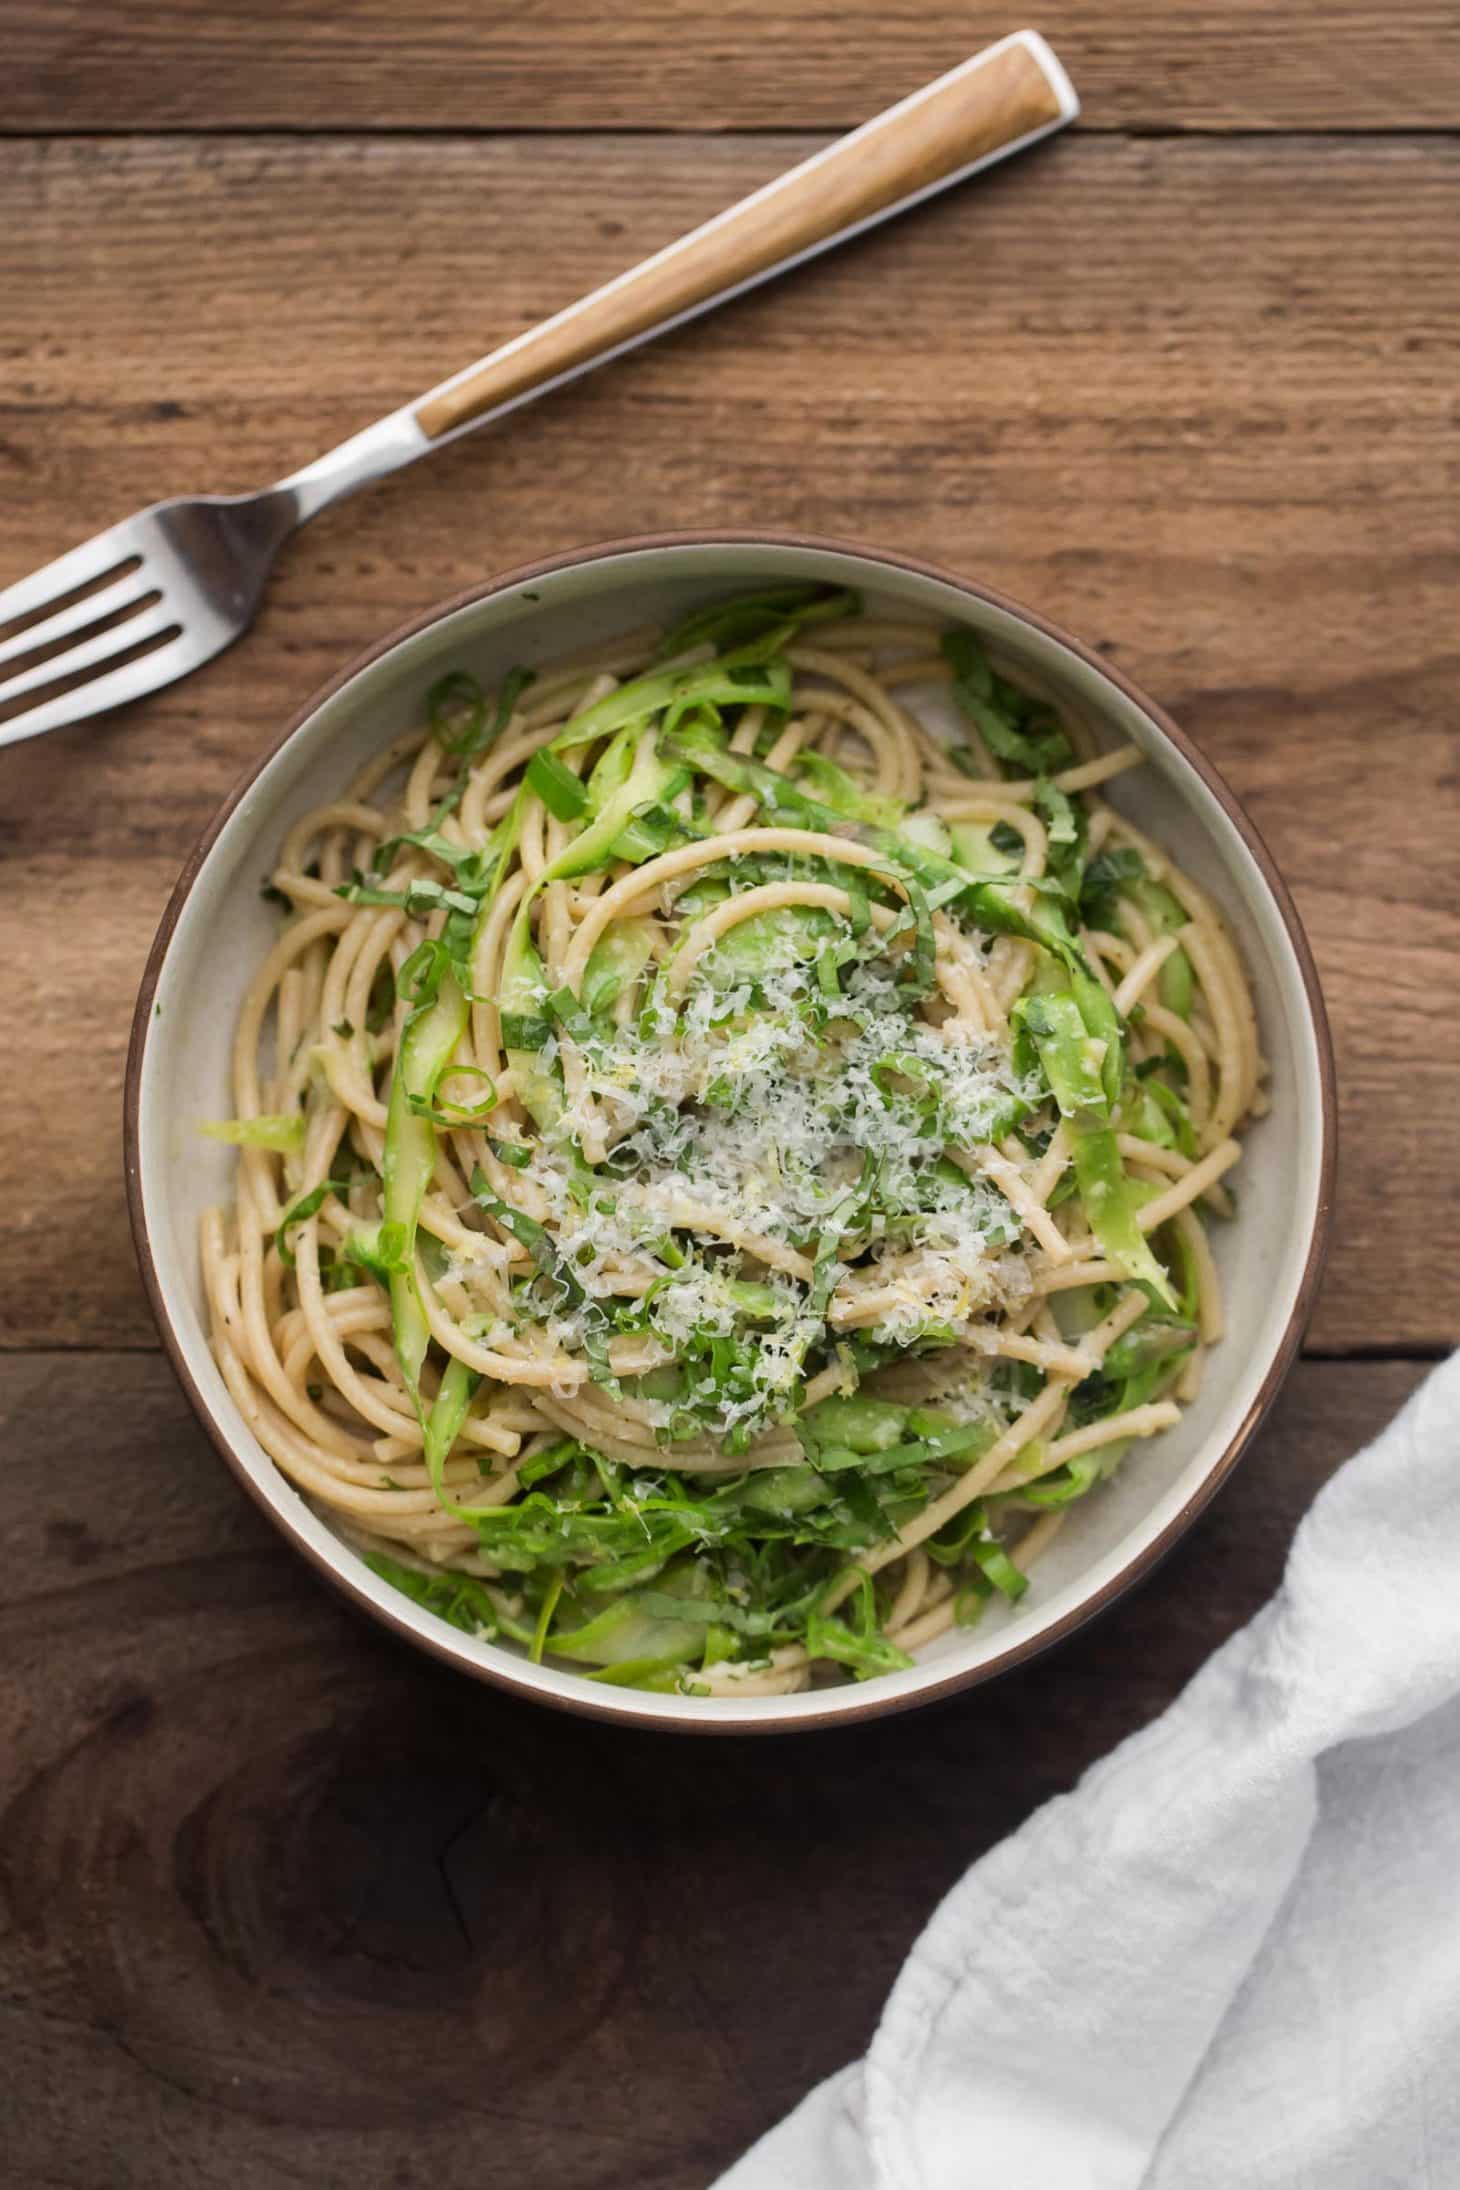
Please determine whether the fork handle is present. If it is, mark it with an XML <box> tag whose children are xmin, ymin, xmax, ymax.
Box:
<box><xmin>411</xmin><ymin>32</ymin><xmax>1076</xmax><ymax>443</ymax></box>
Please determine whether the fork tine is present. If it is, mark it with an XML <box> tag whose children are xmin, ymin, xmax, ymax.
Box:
<box><xmin>0</xmin><ymin>629</ymin><xmax>212</xmax><ymax>752</ymax></box>
<box><xmin>0</xmin><ymin>571</ymin><xmax>160</xmax><ymax>672</ymax></box>
<box><xmin>0</xmin><ymin>523</ymin><xmax>143</xmax><ymax>634</ymax></box>
<box><xmin>0</xmin><ymin>602</ymin><xmax>181</xmax><ymax>709</ymax></box>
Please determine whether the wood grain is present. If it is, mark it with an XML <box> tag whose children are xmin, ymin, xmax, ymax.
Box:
<box><xmin>8</xmin><ymin>0</ymin><xmax>1460</xmax><ymax>133</ymax></box>
<box><xmin>0</xmin><ymin>1353</ymin><xmax>1427</xmax><ymax>2189</ymax></box>
<box><xmin>2</xmin><ymin>7</ymin><xmax>1452</xmax><ymax>2184</ymax></box>
<box><xmin>1</xmin><ymin>131</ymin><xmax>1456</xmax><ymax>1351</ymax></box>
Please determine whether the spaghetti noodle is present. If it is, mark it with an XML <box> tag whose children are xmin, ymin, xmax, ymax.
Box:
<box><xmin>202</xmin><ymin>585</ymin><xmax>1264</xmax><ymax>1696</ymax></box>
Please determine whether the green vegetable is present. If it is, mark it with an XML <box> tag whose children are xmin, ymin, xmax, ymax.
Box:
<box><xmin>1144</xmin><ymin>1077</ymin><xmax>1199</xmax><ymax>1158</ymax></box>
<box><xmin>365</xmin><ymin>1551</ymin><xmax>507</xmax><ymax>1639</ymax></box>
<box><xmin>498</xmin><ymin>911</ymin><xmax>561</xmax><ymax>1132</ymax></box>
<box><xmin>524</xmin><ymin>746</ymin><xmax>588</xmax><ymax>820</ymax></box>
<box><xmin>380</xmin><ymin>963</ymin><xmax>470</xmax><ymax>1423</ymax></box>
<box><xmin>1079</xmin><ymin>847</ymin><xmax>1144</xmax><ymax>932</ymax></box>
<box><xmin>582</xmin><ymin>919</ymin><xmax>656</xmax><ymax>1017</ymax></box>
<box><xmin>1102</xmin><ymin>1315</ymin><xmax>1196</xmax><ymax>1380</ymax></box>
<box><xmin>1006</xmin><ymin>1454</ymin><xmax>1106</xmax><ymax>1510</ymax></box>
<box><xmin>1014</xmin><ymin>990</ymin><xmax>1110</xmax><ymax>1117</ymax></box>
<box><xmin>200</xmin><ymin>1113</ymin><xmax>303</xmax><ymax>1154</ymax></box>
<box><xmin>941</xmin><ymin>630</ymin><xmax>1075</xmax><ymax>776</ymax></box>
<box><xmin>487</xmin><ymin>1134</ymin><xmax>533</xmax><ymax>1170</ymax></box>
<box><xmin>406</xmin><ymin>1063</ymin><xmax>497</xmax><ymax>1130</ymax></box>
<box><xmin>275</xmin><ymin>1176</ymin><xmax>350</xmax><ymax>1268</ymax></box>
<box><xmin>422</xmin><ymin>1355</ymin><xmax>482</xmax><ymax>1510</ymax></box>
<box><xmin>736</xmin><ymin>1466</ymin><xmax>836</xmax><ymax>1517</ymax></box>
<box><xmin>428</xmin><ymin>664</ymin><xmax>534</xmax><ymax>760</ymax></box>
<box><xmin>805</xmin><ymin>1573</ymin><xmax>913</xmax><ymax>1681</ymax></box>
<box><xmin>1126</xmin><ymin>878</ymin><xmax>1195</xmax><ymax>1018</ymax></box>
<box><xmin>654</xmin><ymin>582</ymin><xmax>859</xmax><ymax>663</ymax></box>
<box><xmin>1069</xmin><ymin>1119</ymin><xmax>1177</xmax><ymax>1309</ymax></box>
<box><xmin>1034</xmin><ymin>778</ymin><xmax>1079</xmax><ymax>850</ymax></box>
<box><xmin>427</xmin><ymin>670</ymin><xmax>486</xmax><ymax>754</ymax></box>
<box><xmin>792</xmin><ymin>748</ymin><xmax>906</xmax><ymax>827</ymax></box>
<box><xmin>701</xmin><ymin>903</ymin><xmax>839</xmax><ymax>985</ymax></box>
<box><xmin>550</xmin><ymin>650</ymin><xmax>794</xmax><ymax>757</ymax></box>
<box><xmin>530</xmin><ymin>1577</ymin><xmax>565</xmax><ymax>1664</ymax></box>
<box><xmin>949</xmin><ymin>821</ymin><xmax>1018</xmax><ymax>876</ymax></box>
<box><xmin>662</xmin><ymin>722</ymin><xmax>1124</xmax><ymax>1098</ymax></box>
<box><xmin>900</xmin><ymin>812</ymin><xmax>953</xmax><ymax>857</ymax></box>
<box><xmin>968</xmin><ymin>1531</ymin><xmax>1029</xmax><ymax>1600</ymax></box>
<box><xmin>470</xmin><ymin>1169</ymin><xmax>585</xmax><ymax>1311</ymax></box>
<box><xmin>800</xmin><ymin>1394</ymin><xmax>909</xmax><ymax>1455</ymax></box>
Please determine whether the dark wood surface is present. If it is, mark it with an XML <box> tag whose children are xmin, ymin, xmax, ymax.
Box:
<box><xmin>7</xmin><ymin>0</ymin><xmax>1456</xmax><ymax>130</ymax></box>
<box><xmin>3</xmin><ymin>11</ymin><xmax>1456</xmax><ymax>2185</ymax></box>
<box><xmin>0</xmin><ymin>1359</ymin><xmax>1430</xmax><ymax>2188</ymax></box>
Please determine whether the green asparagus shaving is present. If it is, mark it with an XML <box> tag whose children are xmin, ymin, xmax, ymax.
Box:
<box><xmin>791</xmin><ymin>748</ymin><xmax>906</xmax><ymax>827</ymax></box>
<box><xmin>525</xmin><ymin>746</ymin><xmax>588</xmax><ymax>820</ymax></box>
<box><xmin>1079</xmin><ymin>847</ymin><xmax>1144</xmax><ymax>932</ymax></box>
<box><xmin>548</xmin><ymin>648</ymin><xmax>794</xmax><ymax>756</ymax></box>
<box><xmin>365</xmin><ymin>1551</ymin><xmax>506</xmax><ymax>1639</ymax></box>
<box><xmin>1013</xmin><ymin>1454</ymin><xmax>1106</xmax><ymax>1509</ymax></box>
<box><xmin>1014</xmin><ymin>990</ymin><xmax>1111</xmax><ymax>1117</ymax></box>
<box><xmin>806</xmin><ymin>1573</ymin><xmax>914</xmax><ymax>1680</ymax></box>
<box><xmin>942</xmin><ymin>630</ymin><xmax>1075</xmax><ymax>776</ymax></box>
<box><xmin>428</xmin><ymin>663</ymin><xmax>534</xmax><ymax>760</ymax></box>
<box><xmin>581</xmin><ymin>918</ymin><xmax>656</xmax><ymax>1016</ymax></box>
<box><xmin>1122</xmin><ymin>1074</ymin><xmax>1199</xmax><ymax>1159</ymax></box>
<box><xmin>201</xmin><ymin>1113</ymin><xmax>304</xmax><ymax>1154</ymax></box>
<box><xmin>381</xmin><ymin>964</ymin><xmax>470</xmax><ymax>1417</ymax></box>
<box><xmin>1034</xmin><ymin>777</ymin><xmax>1079</xmax><ymax>849</ymax></box>
<box><xmin>1125</xmin><ymin>877</ymin><xmax>1195</xmax><ymax>1018</ymax></box>
<box><xmin>1069</xmin><ymin>1119</ymin><xmax>1178</xmax><ymax>1309</ymax></box>
<box><xmin>654</xmin><ymin>582</ymin><xmax>860</xmax><ymax>663</ymax></box>
<box><xmin>426</xmin><ymin>669</ymin><xmax>486</xmax><ymax>755</ymax></box>
<box><xmin>422</xmin><ymin>1355</ymin><xmax>482</xmax><ymax>1508</ymax></box>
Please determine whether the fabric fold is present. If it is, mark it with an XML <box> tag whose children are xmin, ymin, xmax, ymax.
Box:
<box><xmin>715</xmin><ymin>1355</ymin><xmax>1460</xmax><ymax>2190</ymax></box>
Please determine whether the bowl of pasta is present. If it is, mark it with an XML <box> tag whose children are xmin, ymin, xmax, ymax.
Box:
<box><xmin>126</xmin><ymin>534</ymin><xmax>1335</xmax><ymax>1730</ymax></box>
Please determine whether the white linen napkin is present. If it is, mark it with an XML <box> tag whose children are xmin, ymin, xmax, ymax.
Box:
<box><xmin>714</xmin><ymin>1353</ymin><xmax>1460</xmax><ymax>2190</ymax></box>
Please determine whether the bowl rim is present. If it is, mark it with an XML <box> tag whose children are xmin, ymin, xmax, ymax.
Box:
<box><xmin>124</xmin><ymin>528</ymin><xmax>1337</xmax><ymax>1735</ymax></box>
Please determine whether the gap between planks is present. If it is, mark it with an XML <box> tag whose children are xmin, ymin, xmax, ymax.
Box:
<box><xmin>0</xmin><ymin>124</ymin><xmax>1458</xmax><ymax>144</ymax></box>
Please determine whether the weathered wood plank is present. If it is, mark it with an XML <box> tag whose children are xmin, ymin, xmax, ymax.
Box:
<box><xmin>0</xmin><ymin>1353</ymin><xmax>1429</xmax><ymax>2188</ymax></box>
<box><xmin>1</xmin><ymin>132</ymin><xmax>1456</xmax><ymax>1349</ymax></box>
<box><xmin>9</xmin><ymin>0</ymin><xmax>1460</xmax><ymax>133</ymax></box>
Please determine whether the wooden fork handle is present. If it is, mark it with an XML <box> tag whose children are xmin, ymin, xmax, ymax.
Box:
<box><xmin>412</xmin><ymin>31</ymin><xmax>1077</xmax><ymax>442</ymax></box>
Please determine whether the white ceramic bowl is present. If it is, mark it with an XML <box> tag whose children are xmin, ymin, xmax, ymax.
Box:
<box><xmin>126</xmin><ymin>533</ymin><xmax>1336</xmax><ymax>1732</ymax></box>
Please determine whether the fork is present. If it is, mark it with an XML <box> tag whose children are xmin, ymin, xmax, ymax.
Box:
<box><xmin>0</xmin><ymin>31</ymin><xmax>1075</xmax><ymax>751</ymax></box>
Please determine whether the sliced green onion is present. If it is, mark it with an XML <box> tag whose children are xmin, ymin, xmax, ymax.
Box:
<box><xmin>488</xmin><ymin>1135</ymin><xmax>532</xmax><ymax>1169</ymax></box>
<box><xmin>276</xmin><ymin>1176</ymin><xmax>350</xmax><ymax>1268</ymax></box>
<box><xmin>428</xmin><ymin>669</ymin><xmax>487</xmax><ymax>755</ymax></box>
<box><xmin>406</xmin><ymin>1064</ymin><xmax>497</xmax><ymax>1128</ymax></box>
<box><xmin>970</xmin><ymin>1533</ymin><xmax>1029</xmax><ymax>1601</ymax></box>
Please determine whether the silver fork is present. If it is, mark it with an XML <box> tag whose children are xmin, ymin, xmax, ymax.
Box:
<box><xmin>0</xmin><ymin>33</ymin><xmax>1075</xmax><ymax>751</ymax></box>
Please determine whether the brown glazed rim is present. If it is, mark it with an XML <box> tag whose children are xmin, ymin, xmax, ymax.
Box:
<box><xmin>124</xmin><ymin>530</ymin><xmax>1337</xmax><ymax>1736</ymax></box>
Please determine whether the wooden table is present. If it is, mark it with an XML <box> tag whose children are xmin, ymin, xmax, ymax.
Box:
<box><xmin>3</xmin><ymin>8</ymin><xmax>1456</xmax><ymax>2183</ymax></box>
